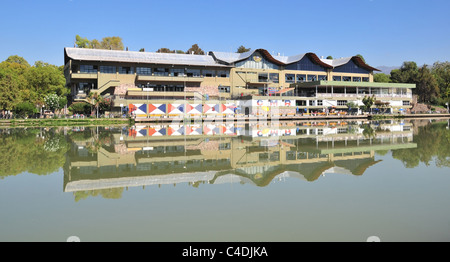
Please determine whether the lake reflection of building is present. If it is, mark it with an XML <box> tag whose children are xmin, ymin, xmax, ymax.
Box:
<box><xmin>63</xmin><ymin>120</ymin><xmax>416</xmax><ymax>192</ymax></box>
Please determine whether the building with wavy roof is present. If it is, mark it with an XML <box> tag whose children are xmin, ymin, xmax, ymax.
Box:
<box><xmin>63</xmin><ymin>47</ymin><xmax>415</xmax><ymax>116</ymax></box>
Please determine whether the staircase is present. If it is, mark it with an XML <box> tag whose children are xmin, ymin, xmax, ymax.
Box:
<box><xmin>93</xmin><ymin>79</ymin><xmax>121</xmax><ymax>95</ymax></box>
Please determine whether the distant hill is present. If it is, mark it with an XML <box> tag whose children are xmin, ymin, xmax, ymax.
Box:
<box><xmin>375</xmin><ymin>66</ymin><xmax>399</xmax><ymax>75</ymax></box>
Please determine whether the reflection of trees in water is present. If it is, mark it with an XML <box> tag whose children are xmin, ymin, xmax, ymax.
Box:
<box><xmin>73</xmin><ymin>188</ymin><xmax>124</xmax><ymax>202</ymax></box>
<box><xmin>392</xmin><ymin>121</ymin><xmax>450</xmax><ymax>168</ymax></box>
<box><xmin>67</xmin><ymin>127</ymin><xmax>115</xmax><ymax>154</ymax></box>
<box><xmin>0</xmin><ymin>128</ymin><xmax>69</xmax><ymax>178</ymax></box>
<box><xmin>361</xmin><ymin>124</ymin><xmax>376</xmax><ymax>139</ymax></box>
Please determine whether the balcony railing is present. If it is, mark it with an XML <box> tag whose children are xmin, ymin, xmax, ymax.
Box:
<box><xmin>137</xmin><ymin>75</ymin><xmax>204</xmax><ymax>82</ymax></box>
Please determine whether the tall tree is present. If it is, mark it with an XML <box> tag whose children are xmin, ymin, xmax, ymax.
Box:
<box><xmin>186</xmin><ymin>44</ymin><xmax>205</xmax><ymax>55</ymax></box>
<box><xmin>75</xmin><ymin>35</ymin><xmax>124</xmax><ymax>50</ymax></box>
<box><xmin>236</xmin><ymin>45</ymin><xmax>251</xmax><ymax>53</ymax></box>
<box><xmin>391</xmin><ymin>61</ymin><xmax>418</xmax><ymax>84</ymax></box>
<box><xmin>75</xmin><ymin>35</ymin><xmax>90</xmax><ymax>48</ymax></box>
<box><xmin>0</xmin><ymin>61</ymin><xmax>29</xmax><ymax>110</ymax></box>
<box><xmin>89</xmin><ymin>39</ymin><xmax>101</xmax><ymax>49</ymax></box>
<box><xmin>100</xmin><ymin>36</ymin><xmax>124</xmax><ymax>50</ymax></box>
<box><xmin>373</xmin><ymin>73</ymin><xmax>391</xmax><ymax>83</ymax></box>
<box><xmin>431</xmin><ymin>61</ymin><xmax>450</xmax><ymax>104</ymax></box>
<box><xmin>157</xmin><ymin>48</ymin><xmax>175</xmax><ymax>53</ymax></box>
<box><xmin>416</xmin><ymin>65</ymin><xmax>439</xmax><ymax>103</ymax></box>
<box><xmin>5</xmin><ymin>55</ymin><xmax>30</xmax><ymax>67</ymax></box>
<box><xmin>26</xmin><ymin>61</ymin><xmax>68</xmax><ymax>101</ymax></box>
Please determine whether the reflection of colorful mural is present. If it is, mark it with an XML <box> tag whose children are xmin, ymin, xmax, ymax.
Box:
<box><xmin>128</xmin><ymin>100</ymin><xmax>296</xmax><ymax>117</ymax></box>
<box><xmin>254</xmin><ymin>128</ymin><xmax>296</xmax><ymax>137</ymax></box>
<box><xmin>186</xmin><ymin>104</ymin><xmax>202</xmax><ymax>114</ymax></box>
<box><xmin>167</xmin><ymin>104</ymin><xmax>184</xmax><ymax>114</ymax></box>
<box><xmin>126</xmin><ymin>124</ymin><xmax>241</xmax><ymax>138</ymax></box>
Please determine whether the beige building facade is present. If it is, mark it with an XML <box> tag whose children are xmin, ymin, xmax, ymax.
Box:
<box><xmin>64</xmin><ymin>47</ymin><xmax>414</xmax><ymax>116</ymax></box>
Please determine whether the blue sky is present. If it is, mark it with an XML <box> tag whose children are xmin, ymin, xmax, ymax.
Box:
<box><xmin>0</xmin><ymin>0</ymin><xmax>449</xmax><ymax>68</ymax></box>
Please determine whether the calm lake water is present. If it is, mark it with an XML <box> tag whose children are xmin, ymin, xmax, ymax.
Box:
<box><xmin>1</xmin><ymin>118</ymin><xmax>449</xmax><ymax>242</ymax></box>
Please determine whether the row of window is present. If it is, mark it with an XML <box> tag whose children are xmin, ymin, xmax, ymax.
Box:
<box><xmin>78</xmin><ymin>65</ymin><xmax>229</xmax><ymax>77</ymax></box>
<box><xmin>296</xmin><ymin>100</ymin><xmax>411</xmax><ymax>106</ymax></box>
<box><xmin>135</xmin><ymin>83</ymin><xmax>231</xmax><ymax>93</ymax></box>
<box><xmin>237</xmin><ymin>71</ymin><xmax>370</xmax><ymax>83</ymax></box>
<box><xmin>78</xmin><ymin>65</ymin><xmax>370</xmax><ymax>83</ymax></box>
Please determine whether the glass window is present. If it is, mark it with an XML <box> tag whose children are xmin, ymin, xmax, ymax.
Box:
<box><xmin>285</xmin><ymin>74</ymin><xmax>295</xmax><ymax>83</ymax></box>
<box><xmin>219</xmin><ymin>86</ymin><xmax>230</xmax><ymax>93</ymax></box>
<box><xmin>119</xmin><ymin>66</ymin><xmax>134</xmax><ymax>74</ymax></box>
<box><xmin>285</xmin><ymin>56</ymin><xmax>326</xmax><ymax>72</ymax></box>
<box><xmin>403</xmin><ymin>101</ymin><xmax>410</xmax><ymax>106</ymax></box>
<box><xmin>362</xmin><ymin>77</ymin><xmax>369</xmax><ymax>82</ymax></box>
<box><xmin>318</xmin><ymin>75</ymin><xmax>327</xmax><ymax>81</ymax></box>
<box><xmin>217</xmin><ymin>70</ymin><xmax>229</xmax><ymax>78</ymax></box>
<box><xmin>296</xmin><ymin>100</ymin><xmax>307</xmax><ymax>106</ymax></box>
<box><xmin>258</xmin><ymin>73</ymin><xmax>268</xmax><ymax>82</ymax></box>
<box><xmin>80</xmin><ymin>65</ymin><xmax>98</xmax><ymax>73</ymax></box>
<box><xmin>100</xmin><ymin>66</ymin><xmax>115</xmax><ymax>74</ymax></box>
<box><xmin>77</xmin><ymin>82</ymin><xmax>94</xmax><ymax>93</ymax></box>
<box><xmin>296</xmin><ymin>74</ymin><xmax>306</xmax><ymax>82</ymax></box>
<box><xmin>317</xmin><ymin>100</ymin><xmax>323</xmax><ymax>106</ymax></box>
<box><xmin>358</xmin><ymin>87</ymin><xmax>369</xmax><ymax>95</ymax></box>
<box><xmin>136</xmin><ymin>67</ymin><xmax>151</xmax><ymax>75</ymax></box>
<box><xmin>269</xmin><ymin>73</ymin><xmax>279</xmax><ymax>83</ymax></box>
<box><xmin>203</xmin><ymin>70</ymin><xmax>215</xmax><ymax>77</ymax></box>
<box><xmin>170</xmin><ymin>68</ymin><xmax>185</xmax><ymax>77</ymax></box>
<box><xmin>333</xmin><ymin>76</ymin><xmax>342</xmax><ymax>81</ymax></box>
<box><xmin>353</xmin><ymin>77</ymin><xmax>361</xmax><ymax>82</ymax></box>
<box><xmin>307</xmin><ymin>75</ymin><xmax>317</xmax><ymax>81</ymax></box>
<box><xmin>343</xmin><ymin>76</ymin><xmax>351</xmax><ymax>82</ymax></box>
<box><xmin>154</xmin><ymin>68</ymin><xmax>169</xmax><ymax>76</ymax></box>
<box><xmin>186</xmin><ymin>69</ymin><xmax>201</xmax><ymax>77</ymax></box>
<box><xmin>337</xmin><ymin>100</ymin><xmax>348</xmax><ymax>106</ymax></box>
<box><xmin>371</xmin><ymin>88</ymin><xmax>381</xmax><ymax>94</ymax></box>
<box><xmin>309</xmin><ymin>100</ymin><xmax>316</xmax><ymax>106</ymax></box>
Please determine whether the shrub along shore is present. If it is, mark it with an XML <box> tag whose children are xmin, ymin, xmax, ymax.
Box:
<box><xmin>0</xmin><ymin>117</ymin><xmax>132</xmax><ymax>127</ymax></box>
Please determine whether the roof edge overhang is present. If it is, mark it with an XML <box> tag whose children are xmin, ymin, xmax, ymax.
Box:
<box><xmin>351</xmin><ymin>56</ymin><xmax>381</xmax><ymax>72</ymax></box>
<box><xmin>304</xmin><ymin>52</ymin><xmax>334</xmax><ymax>69</ymax></box>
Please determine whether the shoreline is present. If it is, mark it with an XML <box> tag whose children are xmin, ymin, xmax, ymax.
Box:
<box><xmin>0</xmin><ymin>113</ymin><xmax>449</xmax><ymax>127</ymax></box>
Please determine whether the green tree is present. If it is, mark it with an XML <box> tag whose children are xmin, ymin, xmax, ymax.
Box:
<box><xmin>75</xmin><ymin>35</ymin><xmax>124</xmax><ymax>50</ymax></box>
<box><xmin>13</xmin><ymin>101</ymin><xmax>37</xmax><ymax>118</ymax></box>
<box><xmin>26</xmin><ymin>61</ymin><xmax>68</xmax><ymax>100</ymax></box>
<box><xmin>5</xmin><ymin>55</ymin><xmax>30</xmax><ymax>67</ymax></box>
<box><xmin>416</xmin><ymin>65</ymin><xmax>439</xmax><ymax>104</ymax></box>
<box><xmin>89</xmin><ymin>39</ymin><xmax>101</xmax><ymax>49</ymax></box>
<box><xmin>362</xmin><ymin>95</ymin><xmax>375</xmax><ymax>113</ymax></box>
<box><xmin>236</xmin><ymin>45</ymin><xmax>251</xmax><ymax>53</ymax></box>
<box><xmin>75</xmin><ymin>35</ymin><xmax>90</xmax><ymax>48</ymax></box>
<box><xmin>157</xmin><ymin>48</ymin><xmax>175</xmax><ymax>53</ymax></box>
<box><xmin>391</xmin><ymin>61</ymin><xmax>418</xmax><ymax>84</ymax></box>
<box><xmin>68</xmin><ymin>102</ymin><xmax>91</xmax><ymax>114</ymax></box>
<box><xmin>100</xmin><ymin>36</ymin><xmax>124</xmax><ymax>50</ymax></box>
<box><xmin>186</xmin><ymin>44</ymin><xmax>205</xmax><ymax>55</ymax></box>
<box><xmin>0</xmin><ymin>61</ymin><xmax>30</xmax><ymax>110</ymax></box>
<box><xmin>431</xmin><ymin>61</ymin><xmax>450</xmax><ymax>105</ymax></box>
<box><xmin>373</xmin><ymin>73</ymin><xmax>392</xmax><ymax>83</ymax></box>
<box><xmin>326</xmin><ymin>56</ymin><xmax>333</xmax><ymax>59</ymax></box>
